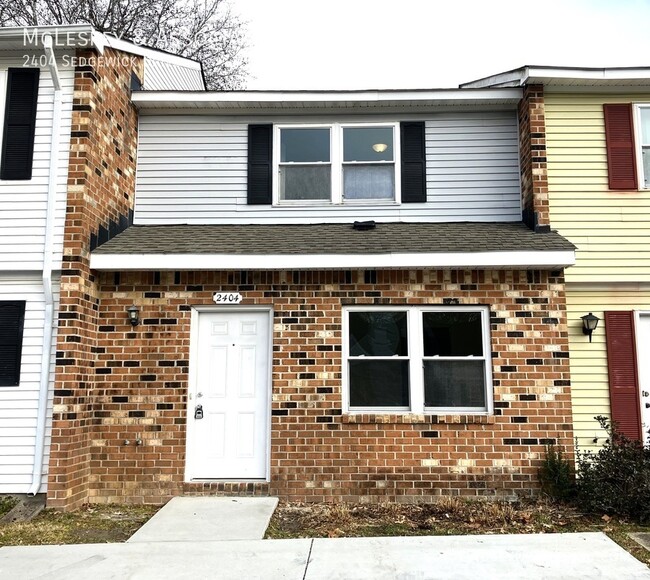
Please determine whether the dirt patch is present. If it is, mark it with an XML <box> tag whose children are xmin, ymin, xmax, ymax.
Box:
<box><xmin>266</xmin><ymin>498</ymin><xmax>650</xmax><ymax>567</ymax></box>
<box><xmin>0</xmin><ymin>504</ymin><xmax>160</xmax><ymax>546</ymax></box>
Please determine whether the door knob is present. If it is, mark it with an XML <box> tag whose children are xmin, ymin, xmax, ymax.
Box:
<box><xmin>194</xmin><ymin>404</ymin><xmax>204</xmax><ymax>419</ymax></box>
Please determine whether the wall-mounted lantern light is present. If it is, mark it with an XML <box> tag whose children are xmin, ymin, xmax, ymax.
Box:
<box><xmin>127</xmin><ymin>305</ymin><xmax>140</xmax><ymax>327</ymax></box>
<box><xmin>581</xmin><ymin>312</ymin><xmax>600</xmax><ymax>342</ymax></box>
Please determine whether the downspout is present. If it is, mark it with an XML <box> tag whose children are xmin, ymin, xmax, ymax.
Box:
<box><xmin>28</xmin><ymin>34</ymin><xmax>61</xmax><ymax>496</ymax></box>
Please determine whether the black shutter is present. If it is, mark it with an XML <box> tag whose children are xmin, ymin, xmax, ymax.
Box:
<box><xmin>0</xmin><ymin>301</ymin><xmax>26</xmax><ymax>387</ymax></box>
<box><xmin>400</xmin><ymin>121</ymin><xmax>426</xmax><ymax>203</ymax></box>
<box><xmin>247</xmin><ymin>124</ymin><xmax>273</xmax><ymax>204</ymax></box>
<box><xmin>1</xmin><ymin>68</ymin><xmax>40</xmax><ymax>180</ymax></box>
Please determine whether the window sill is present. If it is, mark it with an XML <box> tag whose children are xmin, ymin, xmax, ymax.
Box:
<box><xmin>341</xmin><ymin>413</ymin><xmax>495</xmax><ymax>425</ymax></box>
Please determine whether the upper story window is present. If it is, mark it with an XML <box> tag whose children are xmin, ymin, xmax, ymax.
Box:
<box><xmin>247</xmin><ymin>122</ymin><xmax>425</xmax><ymax>206</ymax></box>
<box><xmin>343</xmin><ymin>305</ymin><xmax>493</xmax><ymax>414</ymax></box>
<box><xmin>0</xmin><ymin>68</ymin><xmax>40</xmax><ymax>181</ymax></box>
<box><xmin>275</xmin><ymin>123</ymin><xmax>399</xmax><ymax>204</ymax></box>
<box><xmin>603</xmin><ymin>103</ymin><xmax>650</xmax><ymax>191</ymax></box>
<box><xmin>637</xmin><ymin>105</ymin><xmax>650</xmax><ymax>189</ymax></box>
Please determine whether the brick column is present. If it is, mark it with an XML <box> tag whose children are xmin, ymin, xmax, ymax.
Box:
<box><xmin>47</xmin><ymin>48</ymin><xmax>143</xmax><ymax>509</ymax></box>
<box><xmin>518</xmin><ymin>84</ymin><xmax>550</xmax><ymax>232</ymax></box>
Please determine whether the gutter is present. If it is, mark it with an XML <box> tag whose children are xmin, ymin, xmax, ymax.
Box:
<box><xmin>28</xmin><ymin>34</ymin><xmax>61</xmax><ymax>496</ymax></box>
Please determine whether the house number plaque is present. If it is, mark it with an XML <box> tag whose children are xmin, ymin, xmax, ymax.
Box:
<box><xmin>212</xmin><ymin>292</ymin><xmax>243</xmax><ymax>304</ymax></box>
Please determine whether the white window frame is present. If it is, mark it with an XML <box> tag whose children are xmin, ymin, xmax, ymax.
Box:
<box><xmin>273</xmin><ymin>122</ymin><xmax>401</xmax><ymax>205</ymax></box>
<box><xmin>634</xmin><ymin>104</ymin><xmax>650</xmax><ymax>190</ymax></box>
<box><xmin>342</xmin><ymin>305</ymin><xmax>493</xmax><ymax>415</ymax></box>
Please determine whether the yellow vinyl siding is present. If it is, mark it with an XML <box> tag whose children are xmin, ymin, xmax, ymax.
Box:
<box><xmin>566</xmin><ymin>286</ymin><xmax>650</xmax><ymax>452</ymax></box>
<box><xmin>546</xmin><ymin>93</ymin><xmax>650</xmax><ymax>283</ymax></box>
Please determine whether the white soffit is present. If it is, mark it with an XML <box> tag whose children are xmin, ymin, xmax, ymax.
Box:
<box><xmin>90</xmin><ymin>250</ymin><xmax>575</xmax><ymax>271</ymax></box>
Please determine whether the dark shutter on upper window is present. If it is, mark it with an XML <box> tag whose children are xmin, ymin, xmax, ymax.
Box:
<box><xmin>1</xmin><ymin>68</ymin><xmax>40</xmax><ymax>181</ymax></box>
<box><xmin>603</xmin><ymin>104</ymin><xmax>638</xmax><ymax>190</ymax></box>
<box><xmin>247</xmin><ymin>124</ymin><xmax>273</xmax><ymax>204</ymax></box>
<box><xmin>400</xmin><ymin>122</ymin><xmax>426</xmax><ymax>203</ymax></box>
<box><xmin>604</xmin><ymin>311</ymin><xmax>641</xmax><ymax>440</ymax></box>
<box><xmin>0</xmin><ymin>301</ymin><xmax>26</xmax><ymax>387</ymax></box>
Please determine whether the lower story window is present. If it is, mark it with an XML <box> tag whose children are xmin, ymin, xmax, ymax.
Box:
<box><xmin>344</xmin><ymin>305</ymin><xmax>492</xmax><ymax>413</ymax></box>
<box><xmin>0</xmin><ymin>301</ymin><xmax>26</xmax><ymax>386</ymax></box>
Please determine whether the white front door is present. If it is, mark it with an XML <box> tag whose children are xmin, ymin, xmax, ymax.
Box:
<box><xmin>186</xmin><ymin>310</ymin><xmax>270</xmax><ymax>480</ymax></box>
<box><xmin>637</xmin><ymin>313</ymin><xmax>650</xmax><ymax>445</ymax></box>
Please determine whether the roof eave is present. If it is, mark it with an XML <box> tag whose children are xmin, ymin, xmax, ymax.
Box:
<box><xmin>90</xmin><ymin>250</ymin><xmax>575</xmax><ymax>271</ymax></box>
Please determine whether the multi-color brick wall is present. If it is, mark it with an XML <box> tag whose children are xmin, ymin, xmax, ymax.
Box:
<box><xmin>47</xmin><ymin>48</ymin><xmax>144</xmax><ymax>508</ymax></box>
<box><xmin>64</xmin><ymin>267</ymin><xmax>573</xmax><ymax>505</ymax></box>
<box><xmin>518</xmin><ymin>84</ymin><xmax>550</xmax><ymax>231</ymax></box>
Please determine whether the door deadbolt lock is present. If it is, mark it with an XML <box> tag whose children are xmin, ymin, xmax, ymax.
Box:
<box><xmin>194</xmin><ymin>404</ymin><xmax>204</xmax><ymax>420</ymax></box>
<box><xmin>643</xmin><ymin>391</ymin><xmax>649</xmax><ymax>397</ymax></box>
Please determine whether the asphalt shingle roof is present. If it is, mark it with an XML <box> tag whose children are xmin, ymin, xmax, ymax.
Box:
<box><xmin>93</xmin><ymin>222</ymin><xmax>575</xmax><ymax>256</ymax></box>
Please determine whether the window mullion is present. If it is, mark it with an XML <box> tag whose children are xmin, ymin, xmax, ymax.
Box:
<box><xmin>331</xmin><ymin>124</ymin><xmax>342</xmax><ymax>204</ymax></box>
<box><xmin>409</xmin><ymin>308</ymin><xmax>424</xmax><ymax>413</ymax></box>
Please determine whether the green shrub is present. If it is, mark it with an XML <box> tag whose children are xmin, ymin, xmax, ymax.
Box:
<box><xmin>576</xmin><ymin>416</ymin><xmax>650</xmax><ymax>522</ymax></box>
<box><xmin>539</xmin><ymin>444</ymin><xmax>575</xmax><ymax>501</ymax></box>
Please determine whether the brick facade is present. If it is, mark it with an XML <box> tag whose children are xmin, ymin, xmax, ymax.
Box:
<box><xmin>518</xmin><ymin>84</ymin><xmax>550</xmax><ymax>231</ymax></box>
<box><xmin>65</xmin><ymin>268</ymin><xmax>572</xmax><ymax>505</ymax></box>
<box><xmin>47</xmin><ymin>48</ymin><xmax>144</xmax><ymax>508</ymax></box>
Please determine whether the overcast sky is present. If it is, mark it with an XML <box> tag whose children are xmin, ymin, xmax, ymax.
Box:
<box><xmin>236</xmin><ymin>0</ymin><xmax>650</xmax><ymax>90</ymax></box>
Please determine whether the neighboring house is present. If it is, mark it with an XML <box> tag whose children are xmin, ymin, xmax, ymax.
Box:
<box><xmin>0</xmin><ymin>24</ymin><xmax>203</xmax><ymax>496</ymax></box>
<box><xmin>47</xmin><ymin>83</ymin><xmax>576</xmax><ymax>508</ymax></box>
<box><xmin>462</xmin><ymin>66</ymin><xmax>650</xmax><ymax>450</ymax></box>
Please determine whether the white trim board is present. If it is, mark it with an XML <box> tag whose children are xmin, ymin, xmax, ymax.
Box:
<box><xmin>90</xmin><ymin>250</ymin><xmax>575</xmax><ymax>271</ymax></box>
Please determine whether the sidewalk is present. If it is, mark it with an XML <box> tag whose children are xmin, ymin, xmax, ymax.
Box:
<box><xmin>1</xmin><ymin>532</ymin><xmax>649</xmax><ymax>579</ymax></box>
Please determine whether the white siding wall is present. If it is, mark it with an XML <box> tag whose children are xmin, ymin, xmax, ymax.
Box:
<box><xmin>134</xmin><ymin>111</ymin><xmax>521</xmax><ymax>224</ymax></box>
<box><xmin>0</xmin><ymin>274</ymin><xmax>58</xmax><ymax>493</ymax></box>
<box><xmin>0</xmin><ymin>52</ymin><xmax>74</xmax><ymax>271</ymax></box>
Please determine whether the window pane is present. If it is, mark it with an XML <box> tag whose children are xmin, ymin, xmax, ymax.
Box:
<box><xmin>279</xmin><ymin>165</ymin><xmax>331</xmax><ymax>200</ymax></box>
<box><xmin>349</xmin><ymin>311</ymin><xmax>408</xmax><ymax>356</ymax></box>
<box><xmin>424</xmin><ymin>360</ymin><xmax>486</xmax><ymax>408</ymax></box>
<box><xmin>422</xmin><ymin>312</ymin><xmax>483</xmax><ymax>356</ymax></box>
<box><xmin>643</xmin><ymin>147</ymin><xmax>650</xmax><ymax>188</ymax></box>
<box><xmin>280</xmin><ymin>128</ymin><xmax>330</xmax><ymax>162</ymax></box>
<box><xmin>343</xmin><ymin>127</ymin><xmax>394</xmax><ymax>162</ymax></box>
<box><xmin>641</xmin><ymin>108</ymin><xmax>650</xmax><ymax>144</ymax></box>
<box><xmin>349</xmin><ymin>360</ymin><xmax>409</xmax><ymax>407</ymax></box>
<box><xmin>343</xmin><ymin>165</ymin><xmax>395</xmax><ymax>200</ymax></box>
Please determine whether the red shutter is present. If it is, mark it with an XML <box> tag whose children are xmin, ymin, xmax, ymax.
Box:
<box><xmin>603</xmin><ymin>104</ymin><xmax>638</xmax><ymax>190</ymax></box>
<box><xmin>605</xmin><ymin>311</ymin><xmax>641</xmax><ymax>440</ymax></box>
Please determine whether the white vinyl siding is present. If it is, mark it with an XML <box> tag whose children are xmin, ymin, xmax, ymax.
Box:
<box><xmin>0</xmin><ymin>274</ymin><xmax>58</xmax><ymax>493</ymax></box>
<box><xmin>133</xmin><ymin>111</ymin><xmax>521</xmax><ymax>224</ymax></box>
<box><xmin>0</xmin><ymin>54</ymin><xmax>74</xmax><ymax>271</ymax></box>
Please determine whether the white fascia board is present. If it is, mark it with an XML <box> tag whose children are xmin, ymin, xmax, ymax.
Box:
<box><xmin>526</xmin><ymin>66</ymin><xmax>650</xmax><ymax>82</ymax></box>
<box><xmin>462</xmin><ymin>66</ymin><xmax>650</xmax><ymax>89</ymax></box>
<box><xmin>131</xmin><ymin>88</ymin><xmax>522</xmax><ymax>107</ymax></box>
<box><xmin>90</xmin><ymin>250</ymin><xmax>575</xmax><ymax>271</ymax></box>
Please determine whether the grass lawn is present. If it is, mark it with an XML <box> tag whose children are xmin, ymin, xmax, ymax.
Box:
<box><xmin>0</xmin><ymin>501</ymin><xmax>159</xmax><ymax>546</ymax></box>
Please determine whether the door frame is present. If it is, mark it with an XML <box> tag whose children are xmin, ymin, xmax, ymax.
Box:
<box><xmin>185</xmin><ymin>305</ymin><xmax>274</xmax><ymax>482</ymax></box>
<box><xmin>635</xmin><ymin>310</ymin><xmax>650</xmax><ymax>444</ymax></box>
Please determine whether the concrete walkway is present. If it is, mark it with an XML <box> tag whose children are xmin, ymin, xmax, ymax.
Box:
<box><xmin>1</xmin><ymin>532</ymin><xmax>649</xmax><ymax>579</ymax></box>
<box><xmin>127</xmin><ymin>496</ymin><xmax>279</xmax><ymax>542</ymax></box>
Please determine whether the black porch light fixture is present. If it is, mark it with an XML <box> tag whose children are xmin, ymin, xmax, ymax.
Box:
<box><xmin>127</xmin><ymin>304</ymin><xmax>140</xmax><ymax>327</ymax></box>
<box><xmin>581</xmin><ymin>312</ymin><xmax>600</xmax><ymax>342</ymax></box>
